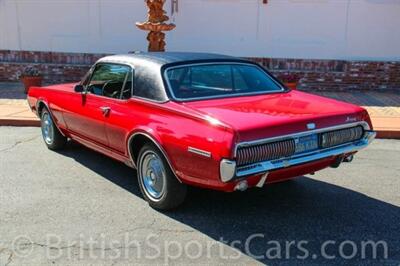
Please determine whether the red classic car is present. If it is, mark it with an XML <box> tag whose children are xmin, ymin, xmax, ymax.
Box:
<box><xmin>27</xmin><ymin>52</ymin><xmax>376</xmax><ymax>210</ymax></box>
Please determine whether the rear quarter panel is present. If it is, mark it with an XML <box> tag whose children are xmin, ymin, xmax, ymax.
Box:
<box><xmin>126</xmin><ymin>99</ymin><xmax>234</xmax><ymax>189</ymax></box>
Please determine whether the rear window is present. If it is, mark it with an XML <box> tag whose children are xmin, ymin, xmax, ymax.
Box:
<box><xmin>165</xmin><ymin>63</ymin><xmax>284</xmax><ymax>101</ymax></box>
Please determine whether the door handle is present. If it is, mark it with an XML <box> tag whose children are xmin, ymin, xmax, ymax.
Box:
<box><xmin>100</xmin><ymin>106</ymin><xmax>111</xmax><ymax>116</ymax></box>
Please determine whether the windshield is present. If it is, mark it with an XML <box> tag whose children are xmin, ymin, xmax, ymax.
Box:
<box><xmin>165</xmin><ymin>63</ymin><xmax>284</xmax><ymax>101</ymax></box>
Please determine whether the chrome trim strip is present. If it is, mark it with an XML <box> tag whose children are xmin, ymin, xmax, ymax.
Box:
<box><xmin>235</xmin><ymin>131</ymin><xmax>376</xmax><ymax>177</ymax></box>
<box><xmin>163</xmin><ymin>62</ymin><xmax>286</xmax><ymax>102</ymax></box>
<box><xmin>187</xmin><ymin>147</ymin><xmax>212</xmax><ymax>158</ymax></box>
<box><xmin>234</xmin><ymin>121</ymin><xmax>370</xmax><ymax>157</ymax></box>
<box><xmin>127</xmin><ymin>132</ymin><xmax>183</xmax><ymax>183</ymax></box>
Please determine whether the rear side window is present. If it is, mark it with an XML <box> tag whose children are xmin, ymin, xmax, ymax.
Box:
<box><xmin>87</xmin><ymin>64</ymin><xmax>132</xmax><ymax>99</ymax></box>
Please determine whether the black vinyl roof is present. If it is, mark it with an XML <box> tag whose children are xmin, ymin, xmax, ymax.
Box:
<box><xmin>96</xmin><ymin>52</ymin><xmax>257</xmax><ymax>102</ymax></box>
<box><xmin>98</xmin><ymin>52</ymin><xmax>249</xmax><ymax>67</ymax></box>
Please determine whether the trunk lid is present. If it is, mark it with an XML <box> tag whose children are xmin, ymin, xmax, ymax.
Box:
<box><xmin>181</xmin><ymin>90</ymin><xmax>367</xmax><ymax>142</ymax></box>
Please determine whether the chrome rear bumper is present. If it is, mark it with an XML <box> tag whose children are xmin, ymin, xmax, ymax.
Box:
<box><xmin>220</xmin><ymin>130</ymin><xmax>376</xmax><ymax>182</ymax></box>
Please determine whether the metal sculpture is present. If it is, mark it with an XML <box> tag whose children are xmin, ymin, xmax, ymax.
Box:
<box><xmin>136</xmin><ymin>0</ymin><xmax>176</xmax><ymax>52</ymax></box>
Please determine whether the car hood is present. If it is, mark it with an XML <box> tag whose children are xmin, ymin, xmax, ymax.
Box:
<box><xmin>181</xmin><ymin>90</ymin><xmax>368</xmax><ymax>141</ymax></box>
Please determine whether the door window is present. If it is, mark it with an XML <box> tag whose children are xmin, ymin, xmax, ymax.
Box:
<box><xmin>87</xmin><ymin>64</ymin><xmax>132</xmax><ymax>99</ymax></box>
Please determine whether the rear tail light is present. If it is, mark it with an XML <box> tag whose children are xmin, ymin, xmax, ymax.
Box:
<box><xmin>320</xmin><ymin>126</ymin><xmax>364</xmax><ymax>149</ymax></box>
<box><xmin>236</xmin><ymin>139</ymin><xmax>296</xmax><ymax>166</ymax></box>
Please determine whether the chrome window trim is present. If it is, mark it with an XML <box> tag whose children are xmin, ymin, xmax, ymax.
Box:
<box><xmin>130</xmin><ymin>95</ymin><xmax>169</xmax><ymax>104</ymax></box>
<box><xmin>234</xmin><ymin>121</ymin><xmax>371</xmax><ymax>157</ymax></box>
<box><xmin>163</xmin><ymin>62</ymin><xmax>286</xmax><ymax>102</ymax></box>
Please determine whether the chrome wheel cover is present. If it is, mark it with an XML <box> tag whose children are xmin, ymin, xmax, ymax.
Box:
<box><xmin>41</xmin><ymin>112</ymin><xmax>54</xmax><ymax>145</ymax></box>
<box><xmin>139</xmin><ymin>151</ymin><xmax>166</xmax><ymax>200</ymax></box>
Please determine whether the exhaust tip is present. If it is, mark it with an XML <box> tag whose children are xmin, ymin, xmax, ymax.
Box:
<box><xmin>234</xmin><ymin>180</ymin><xmax>248</xmax><ymax>192</ymax></box>
<box><xmin>331</xmin><ymin>156</ymin><xmax>344</xmax><ymax>168</ymax></box>
<box><xmin>343</xmin><ymin>154</ymin><xmax>354</xmax><ymax>163</ymax></box>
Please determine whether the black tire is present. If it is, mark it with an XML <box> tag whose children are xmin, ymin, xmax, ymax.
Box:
<box><xmin>40</xmin><ymin>107</ymin><xmax>67</xmax><ymax>150</ymax></box>
<box><xmin>137</xmin><ymin>143</ymin><xmax>187</xmax><ymax>210</ymax></box>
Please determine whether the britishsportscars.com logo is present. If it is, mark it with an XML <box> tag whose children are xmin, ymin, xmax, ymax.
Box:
<box><xmin>8</xmin><ymin>233</ymin><xmax>390</xmax><ymax>263</ymax></box>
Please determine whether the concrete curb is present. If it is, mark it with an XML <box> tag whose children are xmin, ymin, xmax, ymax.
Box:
<box><xmin>1</xmin><ymin>118</ymin><xmax>399</xmax><ymax>139</ymax></box>
<box><xmin>376</xmin><ymin>130</ymin><xmax>400</xmax><ymax>139</ymax></box>
<box><xmin>0</xmin><ymin>118</ymin><xmax>40</xmax><ymax>127</ymax></box>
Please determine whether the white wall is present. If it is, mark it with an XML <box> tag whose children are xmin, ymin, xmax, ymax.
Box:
<box><xmin>1</xmin><ymin>0</ymin><xmax>399</xmax><ymax>61</ymax></box>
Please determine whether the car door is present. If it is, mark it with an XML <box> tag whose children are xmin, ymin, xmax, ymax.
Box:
<box><xmin>102</xmin><ymin>69</ymin><xmax>136</xmax><ymax>155</ymax></box>
<box><xmin>63</xmin><ymin>63</ymin><xmax>130</xmax><ymax>147</ymax></box>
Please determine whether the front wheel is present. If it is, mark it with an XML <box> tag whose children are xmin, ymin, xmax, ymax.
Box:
<box><xmin>40</xmin><ymin>107</ymin><xmax>67</xmax><ymax>150</ymax></box>
<box><xmin>137</xmin><ymin>143</ymin><xmax>187</xmax><ymax>210</ymax></box>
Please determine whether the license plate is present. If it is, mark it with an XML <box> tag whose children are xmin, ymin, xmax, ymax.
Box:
<box><xmin>295</xmin><ymin>134</ymin><xmax>319</xmax><ymax>154</ymax></box>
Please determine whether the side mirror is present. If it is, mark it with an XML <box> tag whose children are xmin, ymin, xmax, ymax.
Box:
<box><xmin>74</xmin><ymin>84</ymin><xmax>85</xmax><ymax>93</ymax></box>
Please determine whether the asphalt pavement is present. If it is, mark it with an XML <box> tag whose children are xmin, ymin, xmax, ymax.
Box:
<box><xmin>0</xmin><ymin>127</ymin><xmax>399</xmax><ymax>265</ymax></box>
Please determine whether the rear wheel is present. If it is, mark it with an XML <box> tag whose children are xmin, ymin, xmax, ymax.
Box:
<box><xmin>137</xmin><ymin>143</ymin><xmax>187</xmax><ymax>210</ymax></box>
<box><xmin>40</xmin><ymin>107</ymin><xmax>67</xmax><ymax>150</ymax></box>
